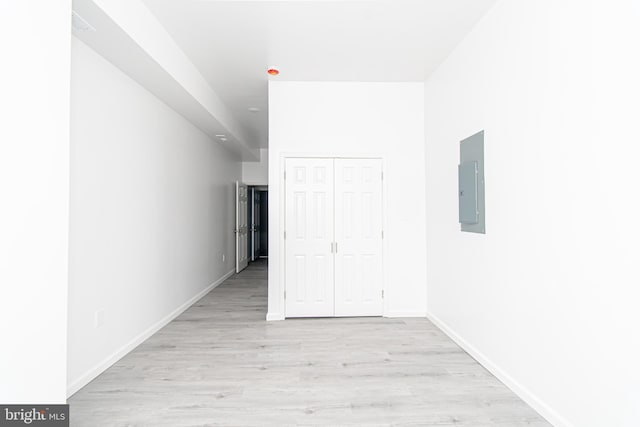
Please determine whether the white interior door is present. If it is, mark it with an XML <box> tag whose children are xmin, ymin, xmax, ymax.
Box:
<box><xmin>334</xmin><ymin>159</ymin><xmax>384</xmax><ymax>316</ymax></box>
<box><xmin>236</xmin><ymin>181</ymin><xmax>249</xmax><ymax>273</ymax></box>
<box><xmin>285</xmin><ymin>158</ymin><xmax>335</xmax><ymax>317</ymax></box>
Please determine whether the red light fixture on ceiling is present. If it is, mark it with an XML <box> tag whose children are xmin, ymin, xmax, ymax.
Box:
<box><xmin>267</xmin><ymin>68</ymin><xmax>280</xmax><ymax>76</ymax></box>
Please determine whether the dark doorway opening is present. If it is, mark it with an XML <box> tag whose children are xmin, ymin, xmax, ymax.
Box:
<box><xmin>247</xmin><ymin>186</ymin><xmax>268</xmax><ymax>261</ymax></box>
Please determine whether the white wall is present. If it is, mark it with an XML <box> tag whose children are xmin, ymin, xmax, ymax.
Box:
<box><xmin>0</xmin><ymin>0</ymin><xmax>71</xmax><ymax>404</ymax></box>
<box><xmin>242</xmin><ymin>148</ymin><xmax>269</xmax><ymax>185</ymax></box>
<box><xmin>424</xmin><ymin>1</ymin><xmax>640</xmax><ymax>426</ymax></box>
<box><xmin>68</xmin><ymin>38</ymin><xmax>240</xmax><ymax>395</ymax></box>
<box><xmin>268</xmin><ymin>82</ymin><xmax>426</xmax><ymax>320</ymax></box>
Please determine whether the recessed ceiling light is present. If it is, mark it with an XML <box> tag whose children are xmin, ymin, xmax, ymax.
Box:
<box><xmin>248</xmin><ymin>107</ymin><xmax>260</xmax><ymax>113</ymax></box>
<box><xmin>267</xmin><ymin>68</ymin><xmax>280</xmax><ymax>76</ymax></box>
<box><xmin>215</xmin><ymin>134</ymin><xmax>226</xmax><ymax>138</ymax></box>
<box><xmin>219</xmin><ymin>137</ymin><xmax>228</xmax><ymax>142</ymax></box>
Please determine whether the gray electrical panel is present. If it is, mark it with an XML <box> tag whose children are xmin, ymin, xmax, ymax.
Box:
<box><xmin>459</xmin><ymin>131</ymin><xmax>485</xmax><ymax>233</ymax></box>
<box><xmin>458</xmin><ymin>161</ymin><xmax>479</xmax><ymax>224</ymax></box>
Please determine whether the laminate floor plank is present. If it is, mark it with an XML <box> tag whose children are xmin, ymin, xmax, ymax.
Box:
<box><xmin>69</xmin><ymin>260</ymin><xmax>549</xmax><ymax>427</ymax></box>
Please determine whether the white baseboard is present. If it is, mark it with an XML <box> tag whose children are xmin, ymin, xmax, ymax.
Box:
<box><xmin>266</xmin><ymin>312</ymin><xmax>284</xmax><ymax>321</ymax></box>
<box><xmin>384</xmin><ymin>310</ymin><xmax>427</xmax><ymax>318</ymax></box>
<box><xmin>426</xmin><ymin>312</ymin><xmax>572</xmax><ymax>427</ymax></box>
<box><xmin>67</xmin><ymin>269</ymin><xmax>235</xmax><ymax>397</ymax></box>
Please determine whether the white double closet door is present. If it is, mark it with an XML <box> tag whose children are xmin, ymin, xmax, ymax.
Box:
<box><xmin>285</xmin><ymin>158</ymin><xmax>383</xmax><ymax>318</ymax></box>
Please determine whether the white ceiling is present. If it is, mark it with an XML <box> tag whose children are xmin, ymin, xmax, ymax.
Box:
<box><xmin>140</xmin><ymin>0</ymin><xmax>498</xmax><ymax>148</ymax></box>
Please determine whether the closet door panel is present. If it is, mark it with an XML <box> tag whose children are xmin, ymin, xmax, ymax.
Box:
<box><xmin>285</xmin><ymin>158</ymin><xmax>335</xmax><ymax>317</ymax></box>
<box><xmin>334</xmin><ymin>159</ymin><xmax>383</xmax><ymax>316</ymax></box>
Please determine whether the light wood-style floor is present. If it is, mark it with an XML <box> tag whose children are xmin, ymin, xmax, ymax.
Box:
<box><xmin>69</xmin><ymin>260</ymin><xmax>550</xmax><ymax>426</ymax></box>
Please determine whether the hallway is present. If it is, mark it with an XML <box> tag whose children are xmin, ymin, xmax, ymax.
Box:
<box><xmin>69</xmin><ymin>260</ymin><xmax>549</xmax><ymax>426</ymax></box>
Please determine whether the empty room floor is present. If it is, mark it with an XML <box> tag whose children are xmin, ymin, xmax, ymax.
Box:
<box><xmin>69</xmin><ymin>260</ymin><xmax>549</xmax><ymax>426</ymax></box>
